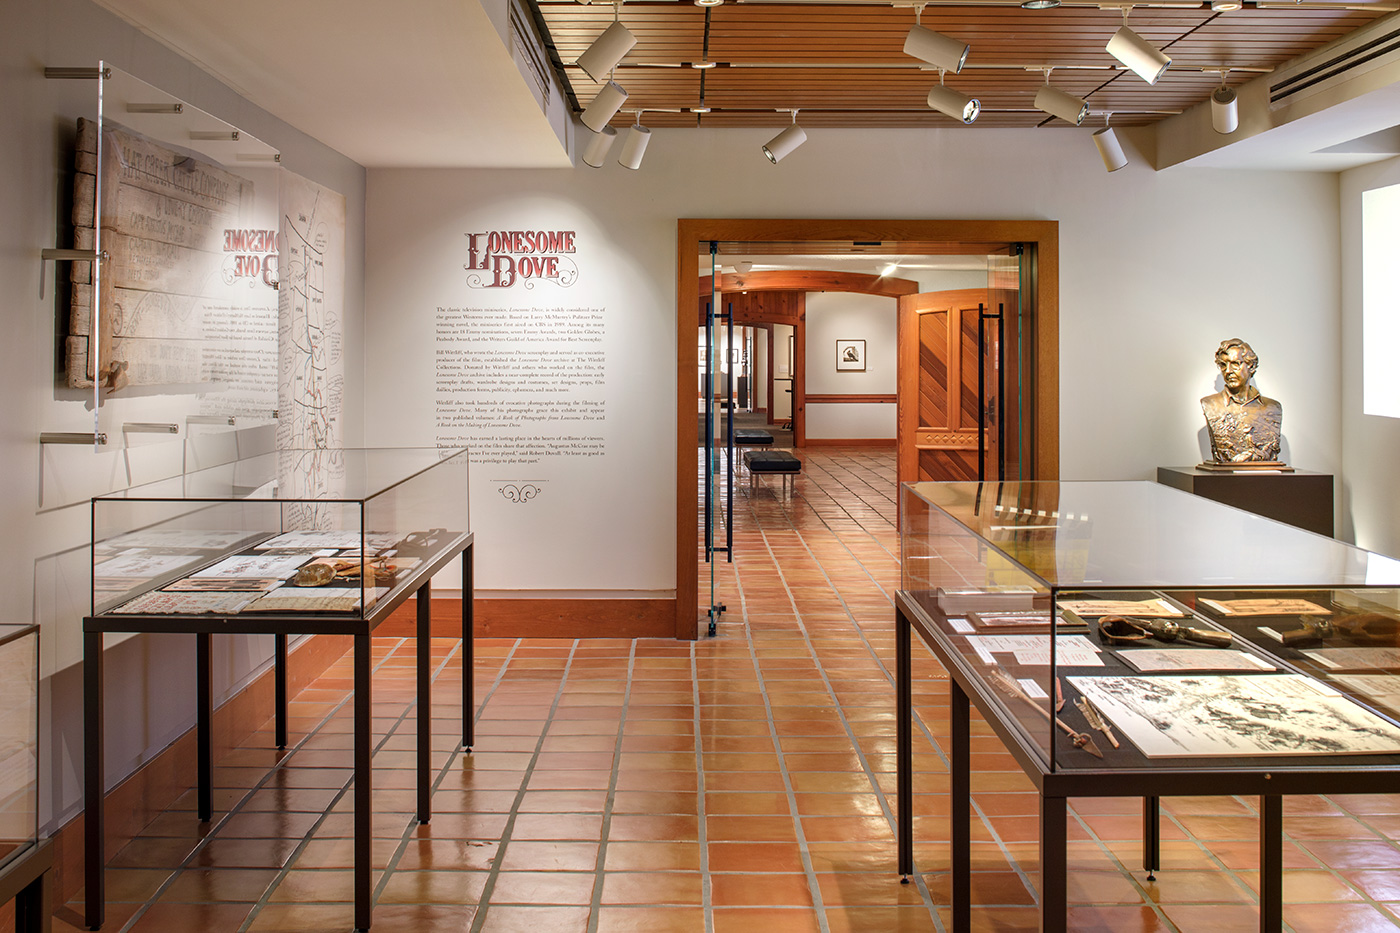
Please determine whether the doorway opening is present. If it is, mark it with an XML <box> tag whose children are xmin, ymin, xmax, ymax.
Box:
<box><xmin>676</xmin><ymin>220</ymin><xmax>1060</xmax><ymax>638</ymax></box>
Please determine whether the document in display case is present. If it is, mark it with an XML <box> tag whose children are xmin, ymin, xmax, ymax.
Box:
<box><xmin>895</xmin><ymin>480</ymin><xmax>1400</xmax><ymax>933</ymax></box>
<box><xmin>85</xmin><ymin>448</ymin><xmax>474</xmax><ymax>932</ymax></box>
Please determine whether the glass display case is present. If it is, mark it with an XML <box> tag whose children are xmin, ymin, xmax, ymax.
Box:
<box><xmin>896</xmin><ymin>480</ymin><xmax>1400</xmax><ymax>933</ymax></box>
<box><xmin>0</xmin><ymin>626</ymin><xmax>38</xmax><ymax>874</ymax></box>
<box><xmin>91</xmin><ymin>447</ymin><xmax>470</xmax><ymax>621</ymax></box>
<box><xmin>900</xmin><ymin>480</ymin><xmax>1400</xmax><ymax>773</ymax></box>
<box><xmin>86</xmin><ymin>447</ymin><xmax>473</xmax><ymax>932</ymax></box>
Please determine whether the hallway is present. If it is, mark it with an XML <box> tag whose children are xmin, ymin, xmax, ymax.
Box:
<box><xmin>60</xmin><ymin>448</ymin><xmax>1400</xmax><ymax>932</ymax></box>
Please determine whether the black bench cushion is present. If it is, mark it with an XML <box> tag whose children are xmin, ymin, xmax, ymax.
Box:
<box><xmin>734</xmin><ymin>430</ymin><xmax>774</xmax><ymax>445</ymax></box>
<box><xmin>743</xmin><ymin>450</ymin><xmax>802</xmax><ymax>473</ymax></box>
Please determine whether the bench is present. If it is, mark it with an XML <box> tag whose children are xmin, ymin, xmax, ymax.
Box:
<box><xmin>742</xmin><ymin>450</ymin><xmax>802</xmax><ymax>497</ymax></box>
<box><xmin>733</xmin><ymin>430</ymin><xmax>774</xmax><ymax>447</ymax></box>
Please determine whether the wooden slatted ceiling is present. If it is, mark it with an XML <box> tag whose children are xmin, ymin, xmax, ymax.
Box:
<box><xmin>536</xmin><ymin>0</ymin><xmax>1388</xmax><ymax>128</ymax></box>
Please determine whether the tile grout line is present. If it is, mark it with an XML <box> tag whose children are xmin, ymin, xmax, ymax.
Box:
<box><xmin>584</xmin><ymin>639</ymin><xmax>636</xmax><ymax>932</ymax></box>
<box><xmin>746</xmin><ymin>495</ymin><xmax>947</xmax><ymax>931</ymax></box>
<box><xmin>467</xmin><ymin>639</ymin><xmax>580</xmax><ymax>933</ymax></box>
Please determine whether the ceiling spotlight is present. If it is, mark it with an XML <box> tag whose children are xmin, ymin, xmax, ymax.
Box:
<box><xmin>1021</xmin><ymin>0</ymin><xmax>1061</xmax><ymax>7</ymax></box>
<box><xmin>577</xmin><ymin>19</ymin><xmax>637</xmax><ymax>83</ymax></box>
<box><xmin>581</xmin><ymin>126</ymin><xmax>617</xmax><ymax>167</ymax></box>
<box><xmin>1035</xmin><ymin>84</ymin><xmax>1088</xmax><ymax>125</ymax></box>
<box><xmin>1106</xmin><ymin>24</ymin><xmax>1171</xmax><ymax>85</ymax></box>
<box><xmin>1211</xmin><ymin>85</ymin><xmax>1239</xmax><ymax>134</ymax></box>
<box><xmin>694</xmin><ymin>0</ymin><xmax>723</xmax><ymax>5</ymax></box>
<box><xmin>736</xmin><ymin>261</ymin><xmax>753</xmax><ymax>274</ymax></box>
<box><xmin>904</xmin><ymin>10</ymin><xmax>970</xmax><ymax>74</ymax></box>
<box><xmin>1093</xmin><ymin>126</ymin><xmax>1128</xmax><ymax>172</ymax></box>
<box><xmin>1210</xmin><ymin>0</ymin><xmax>1242</xmax><ymax>9</ymax></box>
<box><xmin>926</xmin><ymin>75</ymin><xmax>979</xmax><ymax>124</ymax></box>
<box><xmin>762</xmin><ymin>111</ymin><xmax>807</xmax><ymax>164</ymax></box>
<box><xmin>580</xmin><ymin>81</ymin><xmax>628</xmax><ymax>132</ymax></box>
<box><xmin>619</xmin><ymin>113</ymin><xmax>650</xmax><ymax>169</ymax></box>
<box><xmin>691</xmin><ymin>60</ymin><xmax>717</xmax><ymax>69</ymax></box>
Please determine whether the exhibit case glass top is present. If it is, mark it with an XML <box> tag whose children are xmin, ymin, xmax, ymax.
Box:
<box><xmin>0</xmin><ymin>625</ymin><xmax>39</xmax><ymax>873</ymax></box>
<box><xmin>91</xmin><ymin>448</ymin><xmax>469</xmax><ymax>620</ymax></box>
<box><xmin>900</xmin><ymin>480</ymin><xmax>1400</xmax><ymax>774</ymax></box>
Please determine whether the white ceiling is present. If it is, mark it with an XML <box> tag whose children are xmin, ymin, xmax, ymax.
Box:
<box><xmin>92</xmin><ymin>0</ymin><xmax>1400</xmax><ymax>173</ymax></box>
<box><xmin>92</xmin><ymin>0</ymin><xmax>572</xmax><ymax>168</ymax></box>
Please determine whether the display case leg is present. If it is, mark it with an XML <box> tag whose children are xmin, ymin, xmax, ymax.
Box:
<box><xmin>83</xmin><ymin>631</ymin><xmax>104</xmax><ymax>931</ymax></box>
<box><xmin>417</xmin><ymin>581</ymin><xmax>432</xmax><ymax>823</ymax></box>
<box><xmin>462</xmin><ymin>545</ymin><xmax>474</xmax><ymax>750</ymax></box>
<box><xmin>274</xmin><ymin>633</ymin><xmax>287</xmax><ymax>749</ymax></box>
<box><xmin>951</xmin><ymin>680</ymin><xmax>971</xmax><ymax>932</ymax></box>
<box><xmin>1260</xmin><ymin>794</ymin><xmax>1282</xmax><ymax>932</ymax></box>
<box><xmin>896</xmin><ymin>605</ymin><xmax>914</xmax><ymax>879</ymax></box>
<box><xmin>354</xmin><ymin>634</ymin><xmax>372</xmax><ymax>932</ymax></box>
<box><xmin>196</xmin><ymin>632</ymin><xmax>212</xmax><ymax>823</ymax></box>
<box><xmin>15</xmin><ymin>861</ymin><xmax>51</xmax><ymax>933</ymax></box>
<box><xmin>1041</xmin><ymin>794</ymin><xmax>1068</xmax><ymax>933</ymax></box>
<box><xmin>1143</xmin><ymin>796</ymin><xmax>1160</xmax><ymax>881</ymax></box>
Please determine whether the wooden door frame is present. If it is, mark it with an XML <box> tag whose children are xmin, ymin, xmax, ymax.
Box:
<box><xmin>675</xmin><ymin>219</ymin><xmax>1060</xmax><ymax>639</ymax></box>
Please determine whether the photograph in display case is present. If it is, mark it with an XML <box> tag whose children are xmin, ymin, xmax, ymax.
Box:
<box><xmin>836</xmin><ymin>339</ymin><xmax>865</xmax><ymax>372</ymax></box>
<box><xmin>1069</xmin><ymin>673</ymin><xmax>1400</xmax><ymax>757</ymax></box>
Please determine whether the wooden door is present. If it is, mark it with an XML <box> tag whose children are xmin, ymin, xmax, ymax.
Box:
<box><xmin>897</xmin><ymin>288</ymin><xmax>994</xmax><ymax>488</ymax></box>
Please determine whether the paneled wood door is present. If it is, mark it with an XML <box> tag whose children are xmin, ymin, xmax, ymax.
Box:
<box><xmin>897</xmin><ymin>288</ymin><xmax>996</xmax><ymax>487</ymax></box>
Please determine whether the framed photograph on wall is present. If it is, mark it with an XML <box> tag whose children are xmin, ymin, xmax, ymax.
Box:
<box><xmin>836</xmin><ymin>339</ymin><xmax>866</xmax><ymax>372</ymax></box>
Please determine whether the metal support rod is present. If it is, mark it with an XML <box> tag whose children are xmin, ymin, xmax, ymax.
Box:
<box><xmin>1143</xmin><ymin>796</ymin><xmax>1160</xmax><ymax>879</ymax></box>
<box><xmin>997</xmin><ymin>305</ymin><xmax>1006</xmax><ymax>482</ymax></box>
<box><xmin>951</xmin><ymin>680</ymin><xmax>971</xmax><ymax>930</ymax></box>
<box><xmin>725</xmin><ymin>301</ymin><xmax>734</xmax><ymax>561</ymax></box>
<box><xmin>83</xmin><ymin>631</ymin><xmax>104</xmax><ymax>931</ymax></box>
<box><xmin>45</xmin><ymin>67</ymin><xmax>110</xmax><ymax>79</ymax></box>
<box><xmin>1041</xmin><ymin>795</ymin><xmax>1069</xmax><ymax>932</ymax></box>
<box><xmin>185</xmin><ymin>415</ymin><xmax>236</xmax><ymax>426</ymax></box>
<box><xmin>41</xmin><ymin>248</ymin><xmax>102</xmax><ymax>262</ymax></box>
<box><xmin>896</xmin><ymin>606</ymin><xmax>913</xmax><ymax>878</ymax></box>
<box><xmin>274</xmin><ymin>634</ymin><xmax>288</xmax><ymax>749</ymax></box>
<box><xmin>354</xmin><ymin>634</ymin><xmax>372</xmax><ymax>932</ymax></box>
<box><xmin>1261</xmin><ymin>794</ymin><xmax>1283</xmax><ymax>932</ymax></box>
<box><xmin>40</xmin><ymin>432</ymin><xmax>107</xmax><ymax>445</ymax></box>
<box><xmin>463</xmin><ymin>544</ymin><xmax>475</xmax><ymax>749</ymax></box>
<box><xmin>122</xmin><ymin>422</ymin><xmax>179</xmax><ymax>434</ymax></box>
<box><xmin>976</xmin><ymin>303</ymin><xmax>986</xmax><ymax>482</ymax></box>
<box><xmin>417</xmin><ymin>580</ymin><xmax>432</xmax><ymax>823</ymax></box>
<box><xmin>704</xmin><ymin>295</ymin><xmax>714</xmax><ymax>563</ymax></box>
<box><xmin>196</xmin><ymin>633</ymin><xmax>212</xmax><ymax>822</ymax></box>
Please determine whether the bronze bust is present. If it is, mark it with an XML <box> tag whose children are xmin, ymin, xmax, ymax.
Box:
<box><xmin>1200</xmin><ymin>338</ymin><xmax>1284</xmax><ymax>465</ymax></box>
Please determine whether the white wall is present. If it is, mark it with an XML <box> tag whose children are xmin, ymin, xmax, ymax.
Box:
<box><xmin>2</xmin><ymin>0</ymin><xmax>366</xmax><ymax>828</ymax></box>
<box><xmin>772</xmin><ymin>323</ymin><xmax>794</xmax><ymax>420</ymax></box>
<box><xmin>754</xmin><ymin>328</ymin><xmax>768</xmax><ymax>411</ymax></box>
<box><xmin>805</xmin><ymin>292</ymin><xmax>897</xmax><ymax>440</ymax></box>
<box><xmin>367</xmin><ymin>126</ymin><xmax>1343</xmax><ymax>589</ymax></box>
<box><xmin>1342</xmin><ymin>155</ymin><xmax>1400</xmax><ymax>554</ymax></box>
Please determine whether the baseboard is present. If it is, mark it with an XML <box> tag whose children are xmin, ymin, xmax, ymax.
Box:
<box><xmin>802</xmin><ymin>437</ymin><xmax>896</xmax><ymax>447</ymax></box>
<box><xmin>49</xmin><ymin>632</ymin><xmax>351</xmax><ymax>908</ymax></box>
<box><xmin>379</xmin><ymin>597</ymin><xmax>677</xmax><ymax>639</ymax></box>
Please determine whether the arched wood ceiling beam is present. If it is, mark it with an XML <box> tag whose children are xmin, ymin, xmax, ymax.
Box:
<box><xmin>700</xmin><ymin>270</ymin><xmax>919</xmax><ymax>297</ymax></box>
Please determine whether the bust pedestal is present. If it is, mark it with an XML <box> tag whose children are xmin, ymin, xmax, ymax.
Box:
<box><xmin>1156</xmin><ymin>466</ymin><xmax>1333</xmax><ymax>536</ymax></box>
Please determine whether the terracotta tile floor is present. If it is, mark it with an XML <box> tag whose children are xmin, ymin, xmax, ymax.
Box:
<box><xmin>60</xmin><ymin>448</ymin><xmax>1400</xmax><ymax>931</ymax></box>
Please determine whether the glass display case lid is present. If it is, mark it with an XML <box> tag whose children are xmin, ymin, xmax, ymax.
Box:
<box><xmin>907</xmin><ymin>481</ymin><xmax>1400</xmax><ymax>590</ymax></box>
<box><xmin>95</xmin><ymin>447</ymin><xmax>467</xmax><ymax>503</ymax></box>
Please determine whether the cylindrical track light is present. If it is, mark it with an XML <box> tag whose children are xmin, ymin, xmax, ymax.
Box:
<box><xmin>1035</xmin><ymin>85</ymin><xmax>1088</xmax><ymax>126</ymax></box>
<box><xmin>580</xmin><ymin>81</ymin><xmax>628</xmax><ymax>133</ymax></box>
<box><xmin>1211</xmin><ymin>85</ymin><xmax>1239</xmax><ymax>134</ymax></box>
<box><xmin>581</xmin><ymin>126</ymin><xmax>617</xmax><ymax>168</ymax></box>
<box><xmin>926</xmin><ymin>85</ymin><xmax>979</xmax><ymax>124</ymax></box>
<box><xmin>1093</xmin><ymin>127</ymin><xmax>1128</xmax><ymax>172</ymax></box>
<box><xmin>903</xmin><ymin>24</ymin><xmax>970</xmax><ymax>73</ymax></box>
<box><xmin>577</xmin><ymin>20</ymin><xmax>637</xmax><ymax>83</ymax></box>
<box><xmin>619</xmin><ymin>119</ymin><xmax>650</xmax><ymax>169</ymax></box>
<box><xmin>1106</xmin><ymin>25</ymin><xmax>1171</xmax><ymax>85</ymax></box>
<box><xmin>762</xmin><ymin>114</ymin><xmax>807</xmax><ymax>164</ymax></box>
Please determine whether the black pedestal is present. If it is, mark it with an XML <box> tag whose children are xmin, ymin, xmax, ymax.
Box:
<box><xmin>1157</xmin><ymin>466</ymin><xmax>1333</xmax><ymax>537</ymax></box>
